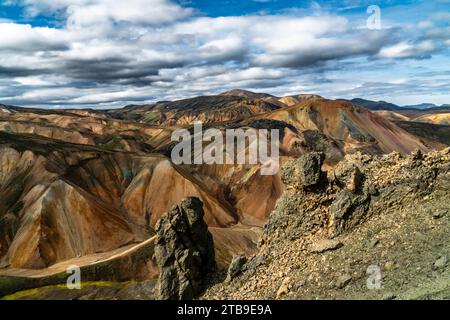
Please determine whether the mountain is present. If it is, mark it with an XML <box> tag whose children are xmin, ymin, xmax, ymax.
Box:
<box><xmin>414</xmin><ymin>113</ymin><xmax>450</xmax><ymax>126</ymax></box>
<box><xmin>257</xmin><ymin>98</ymin><xmax>437</xmax><ymax>157</ymax></box>
<box><xmin>403</xmin><ymin>103</ymin><xmax>450</xmax><ymax>110</ymax></box>
<box><xmin>372</xmin><ymin>107</ymin><xmax>450</xmax><ymax>126</ymax></box>
<box><xmin>106</xmin><ymin>91</ymin><xmax>326</xmax><ymax>126</ymax></box>
<box><xmin>0</xmin><ymin>105</ymin><xmax>12</xmax><ymax>114</ymax></box>
<box><xmin>106</xmin><ymin>94</ymin><xmax>283</xmax><ymax>125</ymax></box>
<box><xmin>373</xmin><ymin>110</ymin><xmax>411</xmax><ymax>122</ymax></box>
<box><xmin>342</xmin><ymin>98</ymin><xmax>409</xmax><ymax>111</ymax></box>
<box><xmin>0</xmin><ymin>132</ymin><xmax>244</xmax><ymax>269</ymax></box>
<box><xmin>394</xmin><ymin>120</ymin><xmax>450</xmax><ymax>146</ymax></box>
<box><xmin>348</xmin><ymin>99</ymin><xmax>450</xmax><ymax>113</ymax></box>
<box><xmin>417</xmin><ymin>106</ymin><xmax>450</xmax><ymax>114</ymax></box>
<box><xmin>348</xmin><ymin>99</ymin><xmax>450</xmax><ymax>127</ymax></box>
<box><xmin>219</xmin><ymin>89</ymin><xmax>275</xmax><ymax>99</ymax></box>
<box><xmin>0</xmin><ymin>89</ymin><xmax>449</xmax><ymax>300</ymax></box>
<box><xmin>278</xmin><ymin>94</ymin><xmax>323</xmax><ymax>107</ymax></box>
<box><xmin>403</xmin><ymin>103</ymin><xmax>440</xmax><ymax>110</ymax></box>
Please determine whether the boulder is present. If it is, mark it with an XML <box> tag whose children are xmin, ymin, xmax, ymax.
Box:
<box><xmin>410</xmin><ymin>148</ymin><xmax>424</xmax><ymax>161</ymax></box>
<box><xmin>332</xmin><ymin>162</ymin><xmax>365</xmax><ymax>193</ymax></box>
<box><xmin>298</xmin><ymin>152</ymin><xmax>326</xmax><ymax>188</ymax></box>
<box><xmin>432</xmin><ymin>209</ymin><xmax>448</xmax><ymax>219</ymax></box>
<box><xmin>281</xmin><ymin>152</ymin><xmax>325</xmax><ymax>189</ymax></box>
<box><xmin>225</xmin><ymin>253</ymin><xmax>247</xmax><ymax>282</ymax></box>
<box><xmin>309</xmin><ymin>239</ymin><xmax>343</xmax><ymax>253</ymax></box>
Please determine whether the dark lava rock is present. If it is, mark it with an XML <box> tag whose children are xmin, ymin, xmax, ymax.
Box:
<box><xmin>410</xmin><ymin>148</ymin><xmax>424</xmax><ymax>161</ymax></box>
<box><xmin>281</xmin><ymin>152</ymin><xmax>325</xmax><ymax>189</ymax></box>
<box><xmin>226</xmin><ymin>254</ymin><xmax>247</xmax><ymax>282</ymax></box>
<box><xmin>298</xmin><ymin>152</ymin><xmax>326</xmax><ymax>188</ymax></box>
<box><xmin>332</xmin><ymin>162</ymin><xmax>365</xmax><ymax>193</ymax></box>
<box><xmin>263</xmin><ymin>153</ymin><xmax>329</xmax><ymax>244</ymax></box>
<box><xmin>154</xmin><ymin>197</ymin><xmax>216</xmax><ymax>300</ymax></box>
<box><xmin>329</xmin><ymin>190</ymin><xmax>370</xmax><ymax>237</ymax></box>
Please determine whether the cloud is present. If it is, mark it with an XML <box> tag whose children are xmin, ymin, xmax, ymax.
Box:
<box><xmin>254</xmin><ymin>29</ymin><xmax>392</xmax><ymax>68</ymax></box>
<box><xmin>13</xmin><ymin>0</ymin><xmax>192</xmax><ymax>24</ymax></box>
<box><xmin>378</xmin><ymin>40</ymin><xmax>436</xmax><ymax>59</ymax></box>
<box><xmin>66</xmin><ymin>0</ymin><xmax>193</xmax><ymax>27</ymax></box>
<box><xmin>0</xmin><ymin>23</ymin><xmax>68</xmax><ymax>51</ymax></box>
<box><xmin>198</xmin><ymin>37</ymin><xmax>247</xmax><ymax>61</ymax></box>
<box><xmin>0</xmin><ymin>0</ymin><xmax>449</xmax><ymax>107</ymax></box>
<box><xmin>423</xmin><ymin>26</ymin><xmax>450</xmax><ymax>42</ymax></box>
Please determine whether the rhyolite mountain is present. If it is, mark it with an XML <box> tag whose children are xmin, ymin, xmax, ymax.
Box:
<box><xmin>0</xmin><ymin>90</ymin><xmax>449</xmax><ymax>299</ymax></box>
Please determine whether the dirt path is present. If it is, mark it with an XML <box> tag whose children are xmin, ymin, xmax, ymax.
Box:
<box><xmin>0</xmin><ymin>237</ymin><xmax>156</xmax><ymax>279</ymax></box>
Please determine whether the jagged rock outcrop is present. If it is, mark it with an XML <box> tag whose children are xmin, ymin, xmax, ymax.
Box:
<box><xmin>281</xmin><ymin>152</ymin><xmax>325</xmax><ymax>189</ymax></box>
<box><xmin>203</xmin><ymin>148</ymin><xmax>450</xmax><ymax>300</ymax></box>
<box><xmin>262</xmin><ymin>152</ymin><xmax>330</xmax><ymax>243</ymax></box>
<box><xmin>264</xmin><ymin>147</ymin><xmax>450</xmax><ymax>246</ymax></box>
<box><xmin>154</xmin><ymin>197</ymin><xmax>216</xmax><ymax>300</ymax></box>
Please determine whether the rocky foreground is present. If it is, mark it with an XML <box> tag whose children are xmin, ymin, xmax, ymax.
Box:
<box><xmin>203</xmin><ymin>148</ymin><xmax>450</xmax><ymax>300</ymax></box>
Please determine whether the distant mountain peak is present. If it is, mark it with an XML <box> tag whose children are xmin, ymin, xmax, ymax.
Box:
<box><xmin>402</xmin><ymin>103</ymin><xmax>439</xmax><ymax>110</ymax></box>
<box><xmin>219</xmin><ymin>89</ymin><xmax>275</xmax><ymax>99</ymax></box>
<box><xmin>345</xmin><ymin>98</ymin><xmax>407</xmax><ymax>111</ymax></box>
<box><xmin>349</xmin><ymin>98</ymin><xmax>449</xmax><ymax>111</ymax></box>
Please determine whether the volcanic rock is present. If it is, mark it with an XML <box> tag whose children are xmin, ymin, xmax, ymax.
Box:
<box><xmin>336</xmin><ymin>274</ymin><xmax>352</xmax><ymax>289</ymax></box>
<box><xmin>226</xmin><ymin>254</ymin><xmax>247</xmax><ymax>283</ymax></box>
<box><xmin>203</xmin><ymin>148</ymin><xmax>450</xmax><ymax>300</ymax></box>
<box><xmin>298</xmin><ymin>152</ymin><xmax>325</xmax><ymax>188</ymax></box>
<box><xmin>309</xmin><ymin>239</ymin><xmax>343</xmax><ymax>253</ymax></box>
<box><xmin>154</xmin><ymin>197</ymin><xmax>216</xmax><ymax>300</ymax></box>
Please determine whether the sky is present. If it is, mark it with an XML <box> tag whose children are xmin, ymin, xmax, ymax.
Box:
<box><xmin>0</xmin><ymin>0</ymin><xmax>449</xmax><ymax>109</ymax></box>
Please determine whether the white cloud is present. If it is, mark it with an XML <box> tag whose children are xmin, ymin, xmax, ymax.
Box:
<box><xmin>0</xmin><ymin>0</ymin><xmax>449</xmax><ymax>107</ymax></box>
<box><xmin>0</xmin><ymin>23</ymin><xmax>68</xmax><ymax>51</ymax></box>
<box><xmin>378</xmin><ymin>41</ymin><xmax>435</xmax><ymax>59</ymax></box>
<box><xmin>14</xmin><ymin>0</ymin><xmax>192</xmax><ymax>25</ymax></box>
<box><xmin>418</xmin><ymin>21</ymin><xmax>434</xmax><ymax>29</ymax></box>
<box><xmin>66</xmin><ymin>0</ymin><xmax>192</xmax><ymax>27</ymax></box>
<box><xmin>199</xmin><ymin>37</ymin><xmax>246</xmax><ymax>61</ymax></box>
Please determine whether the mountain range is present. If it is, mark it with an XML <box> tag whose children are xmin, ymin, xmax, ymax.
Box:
<box><xmin>0</xmin><ymin>89</ymin><xmax>449</xmax><ymax>299</ymax></box>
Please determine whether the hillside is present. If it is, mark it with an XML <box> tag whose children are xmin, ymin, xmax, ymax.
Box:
<box><xmin>106</xmin><ymin>95</ymin><xmax>283</xmax><ymax>125</ymax></box>
<box><xmin>0</xmin><ymin>133</ymin><xmax>244</xmax><ymax>269</ymax></box>
<box><xmin>258</xmin><ymin>99</ymin><xmax>437</xmax><ymax>157</ymax></box>
<box><xmin>204</xmin><ymin>149</ymin><xmax>450</xmax><ymax>300</ymax></box>
<box><xmin>219</xmin><ymin>89</ymin><xmax>275</xmax><ymax>99</ymax></box>
<box><xmin>414</xmin><ymin>113</ymin><xmax>450</xmax><ymax>126</ymax></box>
<box><xmin>343</xmin><ymin>98</ymin><xmax>409</xmax><ymax>111</ymax></box>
